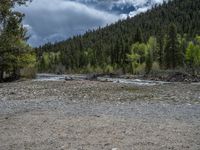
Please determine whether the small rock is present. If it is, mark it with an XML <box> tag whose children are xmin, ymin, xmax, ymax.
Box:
<box><xmin>65</xmin><ymin>76</ymin><xmax>73</xmax><ymax>81</ymax></box>
<box><xmin>10</xmin><ymin>92</ymin><xmax>15</xmax><ymax>95</ymax></box>
<box><xmin>104</xmin><ymin>143</ymin><xmax>110</xmax><ymax>146</ymax></box>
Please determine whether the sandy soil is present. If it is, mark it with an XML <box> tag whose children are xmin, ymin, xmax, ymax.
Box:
<box><xmin>0</xmin><ymin>80</ymin><xmax>200</xmax><ymax>150</ymax></box>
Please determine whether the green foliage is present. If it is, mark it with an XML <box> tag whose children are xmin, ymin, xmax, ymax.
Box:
<box><xmin>152</xmin><ymin>62</ymin><xmax>160</xmax><ymax>73</ymax></box>
<box><xmin>38</xmin><ymin>52</ymin><xmax>61</xmax><ymax>73</ymax></box>
<box><xmin>157</xmin><ymin>31</ymin><xmax>166</xmax><ymax>69</ymax></box>
<box><xmin>186</xmin><ymin>38</ymin><xmax>200</xmax><ymax>74</ymax></box>
<box><xmin>20</xmin><ymin>67</ymin><xmax>37</xmax><ymax>79</ymax></box>
<box><xmin>36</xmin><ymin>0</ymin><xmax>200</xmax><ymax>75</ymax></box>
<box><xmin>178</xmin><ymin>34</ymin><xmax>188</xmax><ymax>67</ymax></box>
<box><xmin>0</xmin><ymin>0</ymin><xmax>34</xmax><ymax>81</ymax></box>
<box><xmin>134</xmin><ymin>27</ymin><xmax>143</xmax><ymax>43</ymax></box>
<box><xmin>134</xmin><ymin>63</ymin><xmax>146</xmax><ymax>75</ymax></box>
<box><xmin>83</xmin><ymin>48</ymin><xmax>96</xmax><ymax>66</ymax></box>
<box><xmin>145</xmin><ymin>37</ymin><xmax>158</xmax><ymax>74</ymax></box>
<box><xmin>131</xmin><ymin>42</ymin><xmax>147</xmax><ymax>63</ymax></box>
<box><xmin>104</xmin><ymin>65</ymin><xmax>114</xmax><ymax>74</ymax></box>
<box><xmin>94</xmin><ymin>66</ymin><xmax>103</xmax><ymax>74</ymax></box>
<box><xmin>145</xmin><ymin>48</ymin><xmax>153</xmax><ymax>74</ymax></box>
<box><xmin>16</xmin><ymin>41</ymin><xmax>36</xmax><ymax>68</ymax></box>
<box><xmin>165</xmin><ymin>23</ymin><xmax>180</xmax><ymax>69</ymax></box>
<box><xmin>148</xmin><ymin>37</ymin><xmax>158</xmax><ymax>61</ymax></box>
<box><xmin>186</xmin><ymin>42</ymin><xmax>197</xmax><ymax>63</ymax></box>
<box><xmin>85</xmin><ymin>64</ymin><xmax>93</xmax><ymax>73</ymax></box>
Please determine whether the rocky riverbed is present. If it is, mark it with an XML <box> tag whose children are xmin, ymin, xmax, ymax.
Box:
<box><xmin>0</xmin><ymin>79</ymin><xmax>200</xmax><ymax>149</ymax></box>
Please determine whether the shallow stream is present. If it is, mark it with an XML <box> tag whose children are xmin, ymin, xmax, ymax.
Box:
<box><xmin>35</xmin><ymin>74</ymin><xmax>169</xmax><ymax>86</ymax></box>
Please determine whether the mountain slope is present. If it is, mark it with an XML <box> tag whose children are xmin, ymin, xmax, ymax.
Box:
<box><xmin>37</xmin><ymin>0</ymin><xmax>200</xmax><ymax>72</ymax></box>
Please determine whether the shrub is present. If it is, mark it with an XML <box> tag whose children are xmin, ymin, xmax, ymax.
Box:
<box><xmin>55</xmin><ymin>63</ymin><xmax>65</xmax><ymax>74</ymax></box>
<box><xmin>85</xmin><ymin>64</ymin><xmax>93</xmax><ymax>73</ymax></box>
<box><xmin>135</xmin><ymin>63</ymin><xmax>146</xmax><ymax>75</ymax></box>
<box><xmin>94</xmin><ymin>66</ymin><xmax>103</xmax><ymax>73</ymax></box>
<box><xmin>20</xmin><ymin>67</ymin><xmax>37</xmax><ymax>79</ymax></box>
<box><xmin>104</xmin><ymin>65</ymin><xmax>114</xmax><ymax>74</ymax></box>
<box><xmin>152</xmin><ymin>61</ymin><xmax>160</xmax><ymax>73</ymax></box>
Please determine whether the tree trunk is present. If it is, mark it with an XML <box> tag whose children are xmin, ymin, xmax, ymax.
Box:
<box><xmin>12</xmin><ymin>67</ymin><xmax>20</xmax><ymax>80</ymax></box>
<box><xmin>0</xmin><ymin>69</ymin><xmax>3</xmax><ymax>82</ymax></box>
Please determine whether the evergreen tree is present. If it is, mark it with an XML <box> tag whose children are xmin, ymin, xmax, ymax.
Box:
<box><xmin>165</xmin><ymin>23</ymin><xmax>180</xmax><ymax>69</ymax></box>
<box><xmin>36</xmin><ymin>0</ymin><xmax>200</xmax><ymax>75</ymax></box>
<box><xmin>134</xmin><ymin>27</ymin><xmax>144</xmax><ymax>43</ymax></box>
<box><xmin>157</xmin><ymin>31</ymin><xmax>165</xmax><ymax>69</ymax></box>
<box><xmin>148</xmin><ymin>37</ymin><xmax>158</xmax><ymax>62</ymax></box>
<box><xmin>178</xmin><ymin>34</ymin><xmax>188</xmax><ymax>67</ymax></box>
<box><xmin>145</xmin><ymin>48</ymin><xmax>153</xmax><ymax>74</ymax></box>
<box><xmin>145</xmin><ymin>37</ymin><xmax>157</xmax><ymax>73</ymax></box>
<box><xmin>0</xmin><ymin>0</ymin><xmax>34</xmax><ymax>81</ymax></box>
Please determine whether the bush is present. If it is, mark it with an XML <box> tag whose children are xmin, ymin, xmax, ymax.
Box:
<box><xmin>104</xmin><ymin>65</ymin><xmax>114</xmax><ymax>74</ymax></box>
<box><xmin>151</xmin><ymin>62</ymin><xmax>160</xmax><ymax>73</ymax></box>
<box><xmin>134</xmin><ymin>63</ymin><xmax>146</xmax><ymax>75</ymax></box>
<box><xmin>20</xmin><ymin>67</ymin><xmax>37</xmax><ymax>79</ymax></box>
<box><xmin>85</xmin><ymin>64</ymin><xmax>93</xmax><ymax>73</ymax></box>
<box><xmin>55</xmin><ymin>63</ymin><xmax>65</xmax><ymax>74</ymax></box>
<box><xmin>94</xmin><ymin>66</ymin><xmax>103</xmax><ymax>73</ymax></box>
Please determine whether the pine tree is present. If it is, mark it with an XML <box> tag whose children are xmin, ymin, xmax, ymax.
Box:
<box><xmin>145</xmin><ymin>37</ymin><xmax>155</xmax><ymax>74</ymax></box>
<box><xmin>36</xmin><ymin>0</ymin><xmax>200</xmax><ymax>74</ymax></box>
<box><xmin>157</xmin><ymin>31</ymin><xmax>165</xmax><ymax>69</ymax></box>
<box><xmin>0</xmin><ymin>0</ymin><xmax>34</xmax><ymax>81</ymax></box>
<box><xmin>165</xmin><ymin>23</ymin><xmax>180</xmax><ymax>69</ymax></box>
<box><xmin>178</xmin><ymin>34</ymin><xmax>188</xmax><ymax>67</ymax></box>
<box><xmin>134</xmin><ymin>27</ymin><xmax>144</xmax><ymax>43</ymax></box>
<box><xmin>145</xmin><ymin>48</ymin><xmax>153</xmax><ymax>74</ymax></box>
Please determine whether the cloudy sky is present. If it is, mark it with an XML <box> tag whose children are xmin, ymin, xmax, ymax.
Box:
<box><xmin>17</xmin><ymin>0</ymin><xmax>164</xmax><ymax>47</ymax></box>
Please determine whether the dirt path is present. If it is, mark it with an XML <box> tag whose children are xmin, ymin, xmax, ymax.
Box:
<box><xmin>0</xmin><ymin>80</ymin><xmax>200</xmax><ymax>149</ymax></box>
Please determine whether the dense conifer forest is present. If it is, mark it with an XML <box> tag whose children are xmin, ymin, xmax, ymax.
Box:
<box><xmin>1</xmin><ymin>0</ymin><xmax>200</xmax><ymax>82</ymax></box>
<box><xmin>36</xmin><ymin>0</ymin><xmax>200</xmax><ymax>75</ymax></box>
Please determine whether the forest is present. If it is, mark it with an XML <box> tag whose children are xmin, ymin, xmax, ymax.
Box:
<box><xmin>36</xmin><ymin>0</ymin><xmax>200</xmax><ymax>76</ymax></box>
<box><xmin>1</xmin><ymin>0</ymin><xmax>200</xmax><ymax>82</ymax></box>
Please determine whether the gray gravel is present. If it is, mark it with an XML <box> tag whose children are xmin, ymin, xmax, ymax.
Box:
<box><xmin>0</xmin><ymin>80</ymin><xmax>200</xmax><ymax>149</ymax></box>
<box><xmin>1</xmin><ymin>99</ymin><xmax>200</xmax><ymax>123</ymax></box>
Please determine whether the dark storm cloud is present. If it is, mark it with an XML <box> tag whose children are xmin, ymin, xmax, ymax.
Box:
<box><xmin>17</xmin><ymin>0</ymin><xmax>119</xmax><ymax>46</ymax></box>
<box><xmin>17</xmin><ymin>0</ymin><xmax>164</xmax><ymax>46</ymax></box>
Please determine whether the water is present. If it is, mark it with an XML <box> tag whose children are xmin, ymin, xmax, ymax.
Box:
<box><xmin>35</xmin><ymin>74</ymin><xmax>66</xmax><ymax>81</ymax></box>
<box><xmin>35</xmin><ymin>74</ymin><xmax>169</xmax><ymax>86</ymax></box>
<box><xmin>97</xmin><ymin>77</ymin><xmax>168</xmax><ymax>86</ymax></box>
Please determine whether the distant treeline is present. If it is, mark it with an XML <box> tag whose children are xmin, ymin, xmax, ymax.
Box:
<box><xmin>36</xmin><ymin>0</ymin><xmax>200</xmax><ymax>75</ymax></box>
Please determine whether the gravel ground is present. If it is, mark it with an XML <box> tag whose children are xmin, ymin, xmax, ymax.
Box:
<box><xmin>0</xmin><ymin>80</ymin><xmax>200</xmax><ymax>150</ymax></box>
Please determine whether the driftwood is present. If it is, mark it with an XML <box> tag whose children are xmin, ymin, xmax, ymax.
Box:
<box><xmin>65</xmin><ymin>76</ymin><xmax>73</xmax><ymax>81</ymax></box>
<box><xmin>85</xmin><ymin>73</ymin><xmax>119</xmax><ymax>80</ymax></box>
<box><xmin>85</xmin><ymin>74</ymin><xmax>105</xmax><ymax>80</ymax></box>
<box><xmin>65</xmin><ymin>73</ymin><xmax>120</xmax><ymax>81</ymax></box>
<box><xmin>144</xmin><ymin>71</ymin><xmax>200</xmax><ymax>82</ymax></box>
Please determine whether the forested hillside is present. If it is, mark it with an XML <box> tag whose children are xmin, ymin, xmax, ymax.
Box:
<box><xmin>37</xmin><ymin>0</ymin><xmax>200</xmax><ymax>74</ymax></box>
